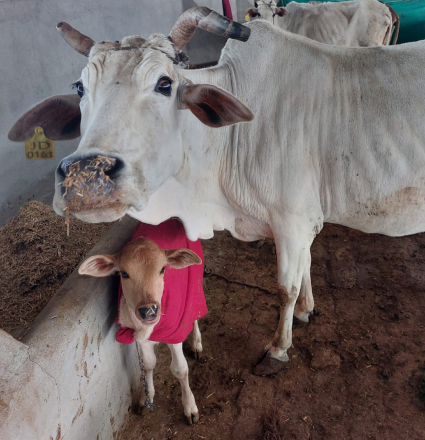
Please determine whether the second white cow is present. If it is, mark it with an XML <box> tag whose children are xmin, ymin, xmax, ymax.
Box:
<box><xmin>246</xmin><ymin>0</ymin><xmax>399</xmax><ymax>46</ymax></box>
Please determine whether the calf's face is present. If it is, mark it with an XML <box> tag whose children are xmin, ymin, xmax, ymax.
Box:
<box><xmin>79</xmin><ymin>237</ymin><xmax>201</xmax><ymax>326</ymax></box>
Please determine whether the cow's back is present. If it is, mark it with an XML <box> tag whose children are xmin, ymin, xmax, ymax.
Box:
<box><xmin>278</xmin><ymin>0</ymin><xmax>392</xmax><ymax>46</ymax></box>
<box><xmin>217</xmin><ymin>21</ymin><xmax>425</xmax><ymax>236</ymax></box>
<box><xmin>283</xmin><ymin>1</ymin><xmax>351</xmax><ymax>45</ymax></box>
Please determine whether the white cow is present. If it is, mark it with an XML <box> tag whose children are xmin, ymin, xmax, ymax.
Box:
<box><xmin>246</xmin><ymin>0</ymin><xmax>399</xmax><ymax>46</ymax></box>
<box><xmin>9</xmin><ymin>8</ymin><xmax>425</xmax><ymax>375</ymax></box>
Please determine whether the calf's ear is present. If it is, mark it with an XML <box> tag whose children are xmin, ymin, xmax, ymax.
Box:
<box><xmin>79</xmin><ymin>255</ymin><xmax>118</xmax><ymax>277</ymax></box>
<box><xmin>179</xmin><ymin>84</ymin><xmax>254</xmax><ymax>128</ymax></box>
<box><xmin>8</xmin><ymin>94</ymin><xmax>81</xmax><ymax>142</ymax></box>
<box><xmin>165</xmin><ymin>249</ymin><xmax>202</xmax><ymax>269</ymax></box>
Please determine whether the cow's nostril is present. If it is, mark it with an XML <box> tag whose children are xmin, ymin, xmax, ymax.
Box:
<box><xmin>104</xmin><ymin>157</ymin><xmax>124</xmax><ymax>180</ymax></box>
<box><xmin>58</xmin><ymin>155</ymin><xmax>124</xmax><ymax>182</ymax></box>
<box><xmin>57</xmin><ymin>163</ymin><xmax>66</xmax><ymax>181</ymax></box>
<box><xmin>59</xmin><ymin>158</ymin><xmax>73</xmax><ymax>177</ymax></box>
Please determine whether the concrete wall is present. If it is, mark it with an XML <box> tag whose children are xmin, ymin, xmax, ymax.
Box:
<box><xmin>0</xmin><ymin>0</ymin><xmax>251</xmax><ymax>226</ymax></box>
<box><xmin>0</xmin><ymin>217</ymin><xmax>139</xmax><ymax>440</ymax></box>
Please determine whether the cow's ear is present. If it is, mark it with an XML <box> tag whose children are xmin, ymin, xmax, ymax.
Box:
<box><xmin>8</xmin><ymin>94</ymin><xmax>81</xmax><ymax>142</ymax></box>
<box><xmin>179</xmin><ymin>84</ymin><xmax>254</xmax><ymax>128</ymax></box>
<box><xmin>276</xmin><ymin>7</ymin><xmax>287</xmax><ymax>17</ymax></box>
<box><xmin>246</xmin><ymin>8</ymin><xmax>260</xmax><ymax>18</ymax></box>
<box><xmin>79</xmin><ymin>255</ymin><xmax>118</xmax><ymax>277</ymax></box>
<box><xmin>165</xmin><ymin>248</ymin><xmax>202</xmax><ymax>269</ymax></box>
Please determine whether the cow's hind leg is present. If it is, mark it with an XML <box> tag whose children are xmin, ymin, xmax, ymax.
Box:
<box><xmin>253</xmin><ymin>223</ymin><xmax>312</xmax><ymax>376</ymax></box>
<box><xmin>168</xmin><ymin>343</ymin><xmax>199</xmax><ymax>424</ymax></box>
<box><xmin>294</xmin><ymin>253</ymin><xmax>314</xmax><ymax>323</ymax></box>
<box><xmin>189</xmin><ymin>320</ymin><xmax>203</xmax><ymax>360</ymax></box>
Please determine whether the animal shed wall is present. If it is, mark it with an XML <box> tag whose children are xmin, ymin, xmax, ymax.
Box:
<box><xmin>0</xmin><ymin>0</ymin><xmax>251</xmax><ymax>226</ymax></box>
<box><xmin>0</xmin><ymin>218</ymin><xmax>139</xmax><ymax>440</ymax></box>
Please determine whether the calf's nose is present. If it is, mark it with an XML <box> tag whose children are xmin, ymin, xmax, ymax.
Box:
<box><xmin>138</xmin><ymin>305</ymin><xmax>159</xmax><ymax>322</ymax></box>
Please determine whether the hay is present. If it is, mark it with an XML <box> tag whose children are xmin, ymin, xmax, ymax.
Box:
<box><xmin>62</xmin><ymin>156</ymin><xmax>116</xmax><ymax>197</ymax></box>
<box><xmin>0</xmin><ymin>201</ymin><xmax>110</xmax><ymax>337</ymax></box>
<box><xmin>62</xmin><ymin>155</ymin><xmax>117</xmax><ymax>212</ymax></box>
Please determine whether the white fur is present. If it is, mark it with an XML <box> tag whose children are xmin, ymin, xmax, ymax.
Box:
<box><xmin>56</xmin><ymin>21</ymin><xmax>425</xmax><ymax>365</ymax></box>
<box><xmin>255</xmin><ymin>0</ymin><xmax>394</xmax><ymax>46</ymax></box>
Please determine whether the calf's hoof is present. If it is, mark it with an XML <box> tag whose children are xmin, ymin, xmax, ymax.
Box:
<box><xmin>136</xmin><ymin>403</ymin><xmax>155</xmax><ymax>415</ymax></box>
<box><xmin>252</xmin><ymin>350</ymin><xmax>288</xmax><ymax>376</ymax></box>
<box><xmin>195</xmin><ymin>351</ymin><xmax>207</xmax><ymax>363</ymax></box>
<box><xmin>186</xmin><ymin>411</ymin><xmax>199</xmax><ymax>425</ymax></box>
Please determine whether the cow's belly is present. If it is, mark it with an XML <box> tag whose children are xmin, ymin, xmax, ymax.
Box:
<box><xmin>334</xmin><ymin>186</ymin><xmax>425</xmax><ymax>237</ymax></box>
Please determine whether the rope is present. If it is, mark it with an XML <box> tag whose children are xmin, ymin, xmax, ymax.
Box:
<box><xmin>136</xmin><ymin>342</ymin><xmax>155</xmax><ymax>409</ymax></box>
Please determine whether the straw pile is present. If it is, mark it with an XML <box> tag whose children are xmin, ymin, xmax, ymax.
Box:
<box><xmin>62</xmin><ymin>155</ymin><xmax>117</xmax><ymax>208</ymax></box>
<box><xmin>0</xmin><ymin>201</ymin><xmax>110</xmax><ymax>337</ymax></box>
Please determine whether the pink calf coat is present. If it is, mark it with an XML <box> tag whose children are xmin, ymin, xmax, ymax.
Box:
<box><xmin>115</xmin><ymin>219</ymin><xmax>207</xmax><ymax>345</ymax></box>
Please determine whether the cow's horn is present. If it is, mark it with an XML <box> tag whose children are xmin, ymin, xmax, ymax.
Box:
<box><xmin>56</xmin><ymin>22</ymin><xmax>95</xmax><ymax>57</ymax></box>
<box><xmin>169</xmin><ymin>7</ymin><xmax>251</xmax><ymax>51</ymax></box>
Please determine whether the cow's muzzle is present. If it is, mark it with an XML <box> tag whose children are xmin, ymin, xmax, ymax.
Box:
<box><xmin>56</xmin><ymin>154</ymin><xmax>125</xmax><ymax>211</ymax></box>
<box><xmin>138</xmin><ymin>304</ymin><xmax>160</xmax><ymax>325</ymax></box>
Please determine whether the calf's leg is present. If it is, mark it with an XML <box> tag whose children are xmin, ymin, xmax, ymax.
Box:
<box><xmin>136</xmin><ymin>339</ymin><xmax>157</xmax><ymax>408</ymax></box>
<box><xmin>189</xmin><ymin>320</ymin><xmax>203</xmax><ymax>359</ymax></box>
<box><xmin>168</xmin><ymin>343</ymin><xmax>199</xmax><ymax>424</ymax></box>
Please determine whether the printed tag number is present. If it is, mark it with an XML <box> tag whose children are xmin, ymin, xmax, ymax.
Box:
<box><xmin>25</xmin><ymin>127</ymin><xmax>55</xmax><ymax>160</ymax></box>
<box><xmin>26</xmin><ymin>148</ymin><xmax>54</xmax><ymax>159</ymax></box>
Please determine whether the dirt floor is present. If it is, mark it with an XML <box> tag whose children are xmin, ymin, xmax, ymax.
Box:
<box><xmin>119</xmin><ymin>225</ymin><xmax>425</xmax><ymax>440</ymax></box>
<box><xmin>1</xmin><ymin>204</ymin><xmax>425</xmax><ymax>439</ymax></box>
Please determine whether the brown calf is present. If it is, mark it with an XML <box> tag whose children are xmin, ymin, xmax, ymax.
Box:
<box><xmin>79</xmin><ymin>236</ymin><xmax>203</xmax><ymax>424</ymax></box>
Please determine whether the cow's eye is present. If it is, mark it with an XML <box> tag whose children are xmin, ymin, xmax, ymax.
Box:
<box><xmin>155</xmin><ymin>76</ymin><xmax>173</xmax><ymax>96</ymax></box>
<box><xmin>160</xmin><ymin>266</ymin><xmax>166</xmax><ymax>275</ymax></box>
<box><xmin>121</xmin><ymin>271</ymin><xmax>129</xmax><ymax>279</ymax></box>
<box><xmin>74</xmin><ymin>81</ymin><xmax>85</xmax><ymax>98</ymax></box>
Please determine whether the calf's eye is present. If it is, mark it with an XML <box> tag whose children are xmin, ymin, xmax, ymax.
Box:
<box><xmin>155</xmin><ymin>76</ymin><xmax>173</xmax><ymax>96</ymax></box>
<box><xmin>160</xmin><ymin>266</ymin><xmax>166</xmax><ymax>275</ymax></box>
<box><xmin>121</xmin><ymin>271</ymin><xmax>129</xmax><ymax>279</ymax></box>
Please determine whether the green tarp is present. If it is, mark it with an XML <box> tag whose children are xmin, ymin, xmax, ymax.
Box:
<box><xmin>278</xmin><ymin>0</ymin><xmax>425</xmax><ymax>44</ymax></box>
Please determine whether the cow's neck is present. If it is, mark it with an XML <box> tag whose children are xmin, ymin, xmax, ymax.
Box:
<box><xmin>128</xmin><ymin>64</ymin><xmax>249</xmax><ymax>241</ymax></box>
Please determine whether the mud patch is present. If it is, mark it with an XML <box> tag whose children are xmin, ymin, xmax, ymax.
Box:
<box><xmin>409</xmin><ymin>363</ymin><xmax>425</xmax><ymax>410</ymax></box>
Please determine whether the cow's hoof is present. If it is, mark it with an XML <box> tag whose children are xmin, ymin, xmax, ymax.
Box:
<box><xmin>294</xmin><ymin>314</ymin><xmax>310</xmax><ymax>326</ymax></box>
<box><xmin>252</xmin><ymin>350</ymin><xmax>288</xmax><ymax>376</ymax></box>
<box><xmin>294</xmin><ymin>306</ymin><xmax>312</xmax><ymax>323</ymax></box>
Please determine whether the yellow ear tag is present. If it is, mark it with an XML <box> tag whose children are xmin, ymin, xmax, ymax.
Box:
<box><xmin>24</xmin><ymin>126</ymin><xmax>55</xmax><ymax>160</ymax></box>
<box><xmin>245</xmin><ymin>13</ymin><xmax>251</xmax><ymax>22</ymax></box>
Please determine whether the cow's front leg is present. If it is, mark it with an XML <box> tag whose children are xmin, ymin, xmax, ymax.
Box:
<box><xmin>294</xmin><ymin>253</ymin><xmax>314</xmax><ymax>322</ymax></box>
<box><xmin>135</xmin><ymin>339</ymin><xmax>157</xmax><ymax>409</ymax></box>
<box><xmin>168</xmin><ymin>343</ymin><xmax>199</xmax><ymax>424</ymax></box>
<box><xmin>254</xmin><ymin>228</ymin><xmax>312</xmax><ymax>375</ymax></box>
